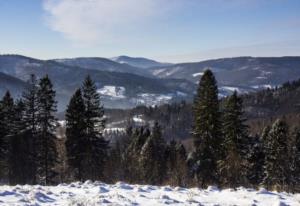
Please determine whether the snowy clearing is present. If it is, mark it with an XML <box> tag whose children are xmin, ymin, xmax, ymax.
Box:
<box><xmin>192</xmin><ymin>72</ymin><xmax>204</xmax><ymax>77</ymax></box>
<box><xmin>97</xmin><ymin>86</ymin><xmax>126</xmax><ymax>99</ymax></box>
<box><xmin>0</xmin><ymin>181</ymin><xmax>299</xmax><ymax>205</ymax></box>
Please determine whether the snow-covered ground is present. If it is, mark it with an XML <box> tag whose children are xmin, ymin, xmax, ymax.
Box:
<box><xmin>97</xmin><ymin>86</ymin><xmax>126</xmax><ymax>99</ymax></box>
<box><xmin>0</xmin><ymin>181</ymin><xmax>299</xmax><ymax>205</ymax></box>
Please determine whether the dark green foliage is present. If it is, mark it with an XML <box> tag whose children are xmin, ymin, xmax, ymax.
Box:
<box><xmin>21</xmin><ymin>74</ymin><xmax>39</xmax><ymax>184</ymax></box>
<box><xmin>263</xmin><ymin>119</ymin><xmax>289</xmax><ymax>190</ymax></box>
<box><xmin>289</xmin><ymin>128</ymin><xmax>300</xmax><ymax>192</ymax></box>
<box><xmin>247</xmin><ymin>135</ymin><xmax>265</xmax><ymax>186</ymax></box>
<box><xmin>218</xmin><ymin>91</ymin><xmax>249</xmax><ymax>187</ymax></box>
<box><xmin>166</xmin><ymin>140</ymin><xmax>189</xmax><ymax>186</ymax></box>
<box><xmin>81</xmin><ymin>75</ymin><xmax>109</xmax><ymax>181</ymax></box>
<box><xmin>8</xmin><ymin>100</ymin><xmax>30</xmax><ymax>185</ymax></box>
<box><xmin>0</xmin><ymin>91</ymin><xmax>14</xmax><ymax>178</ymax></box>
<box><xmin>123</xmin><ymin>127</ymin><xmax>150</xmax><ymax>183</ymax></box>
<box><xmin>140</xmin><ymin>122</ymin><xmax>167</xmax><ymax>185</ymax></box>
<box><xmin>36</xmin><ymin>75</ymin><xmax>59</xmax><ymax>185</ymax></box>
<box><xmin>65</xmin><ymin>89</ymin><xmax>86</xmax><ymax>181</ymax></box>
<box><xmin>192</xmin><ymin>69</ymin><xmax>222</xmax><ymax>186</ymax></box>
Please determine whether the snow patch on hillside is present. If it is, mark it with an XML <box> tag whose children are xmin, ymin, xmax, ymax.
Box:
<box><xmin>220</xmin><ymin>86</ymin><xmax>250</xmax><ymax>94</ymax></box>
<box><xmin>97</xmin><ymin>86</ymin><xmax>126</xmax><ymax>99</ymax></box>
<box><xmin>131</xmin><ymin>93</ymin><xmax>173</xmax><ymax>106</ymax></box>
<box><xmin>252</xmin><ymin>84</ymin><xmax>275</xmax><ymax>89</ymax></box>
<box><xmin>133</xmin><ymin>115</ymin><xmax>145</xmax><ymax>123</ymax></box>
<box><xmin>0</xmin><ymin>182</ymin><xmax>299</xmax><ymax>205</ymax></box>
<box><xmin>192</xmin><ymin>72</ymin><xmax>204</xmax><ymax>77</ymax></box>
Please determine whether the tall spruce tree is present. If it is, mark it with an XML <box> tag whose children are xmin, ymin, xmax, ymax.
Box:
<box><xmin>247</xmin><ymin>135</ymin><xmax>265</xmax><ymax>187</ymax></box>
<box><xmin>140</xmin><ymin>122</ymin><xmax>167</xmax><ymax>185</ymax></box>
<box><xmin>65</xmin><ymin>89</ymin><xmax>86</xmax><ymax>181</ymax></box>
<box><xmin>218</xmin><ymin>91</ymin><xmax>249</xmax><ymax>187</ymax></box>
<box><xmin>0</xmin><ymin>91</ymin><xmax>14</xmax><ymax>180</ymax></box>
<box><xmin>8</xmin><ymin>100</ymin><xmax>29</xmax><ymax>184</ymax></box>
<box><xmin>81</xmin><ymin>75</ymin><xmax>108</xmax><ymax>180</ymax></box>
<box><xmin>124</xmin><ymin>127</ymin><xmax>150</xmax><ymax>183</ymax></box>
<box><xmin>263</xmin><ymin>119</ymin><xmax>289</xmax><ymax>191</ymax></box>
<box><xmin>289</xmin><ymin>128</ymin><xmax>300</xmax><ymax>192</ymax></box>
<box><xmin>36</xmin><ymin>75</ymin><xmax>59</xmax><ymax>185</ymax></box>
<box><xmin>166</xmin><ymin>140</ymin><xmax>188</xmax><ymax>186</ymax></box>
<box><xmin>21</xmin><ymin>74</ymin><xmax>39</xmax><ymax>184</ymax></box>
<box><xmin>192</xmin><ymin>69</ymin><xmax>222</xmax><ymax>186</ymax></box>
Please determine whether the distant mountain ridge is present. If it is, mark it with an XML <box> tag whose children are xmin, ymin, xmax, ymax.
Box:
<box><xmin>111</xmin><ymin>55</ymin><xmax>172</xmax><ymax>69</ymax></box>
<box><xmin>54</xmin><ymin>57</ymin><xmax>152</xmax><ymax>77</ymax></box>
<box><xmin>0</xmin><ymin>55</ymin><xmax>195</xmax><ymax>111</ymax></box>
<box><xmin>1</xmin><ymin>54</ymin><xmax>300</xmax><ymax>111</ymax></box>
<box><xmin>150</xmin><ymin>56</ymin><xmax>300</xmax><ymax>88</ymax></box>
<box><xmin>0</xmin><ymin>71</ymin><xmax>28</xmax><ymax>98</ymax></box>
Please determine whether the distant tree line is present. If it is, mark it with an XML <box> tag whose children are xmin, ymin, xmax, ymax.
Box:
<box><xmin>0</xmin><ymin>71</ymin><xmax>299</xmax><ymax>193</ymax></box>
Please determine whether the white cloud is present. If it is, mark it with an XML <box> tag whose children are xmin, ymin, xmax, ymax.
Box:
<box><xmin>43</xmin><ymin>0</ymin><xmax>174</xmax><ymax>46</ymax></box>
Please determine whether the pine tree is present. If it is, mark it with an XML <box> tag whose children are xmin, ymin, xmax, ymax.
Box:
<box><xmin>263</xmin><ymin>119</ymin><xmax>289</xmax><ymax>191</ymax></box>
<box><xmin>166</xmin><ymin>140</ymin><xmax>188</xmax><ymax>186</ymax></box>
<box><xmin>261</xmin><ymin>126</ymin><xmax>271</xmax><ymax>142</ymax></box>
<box><xmin>0</xmin><ymin>91</ymin><xmax>14</xmax><ymax>180</ymax></box>
<box><xmin>192</xmin><ymin>69</ymin><xmax>222</xmax><ymax>186</ymax></box>
<box><xmin>289</xmin><ymin>128</ymin><xmax>300</xmax><ymax>192</ymax></box>
<box><xmin>124</xmin><ymin>127</ymin><xmax>150</xmax><ymax>183</ymax></box>
<box><xmin>8</xmin><ymin>100</ymin><xmax>29</xmax><ymax>184</ymax></box>
<box><xmin>21</xmin><ymin>74</ymin><xmax>39</xmax><ymax>184</ymax></box>
<box><xmin>81</xmin><ymin>75</ymin><xmax>108</xmax><ymax>181</ymax></box>
<box><xmin>218</xmin><ymin>91</ymin><xmax>249</xmax><ymax>188</ymax></box>
<box><xmin>247</xmin><ymin>135</ymin><xmax>265</xmax><ymax>187</ymax></box>
<box><xmin>104</xmin><ymin>140</ymin><xmax>123</xmax><ymax>183</ymax></box>
<box><xmin>65</xmin><ymin>89</ymin><xmax>86</xmax><ymax>181</ymax></box>
<box><xmin>140</xmin><ymin>122</ymin><xmax>166</xmax><ymax>185</ymax></box>
<box><xmin>36</xmin><ymin>75</ymin><xmax>59</xmax><ymax>185</ymax></box>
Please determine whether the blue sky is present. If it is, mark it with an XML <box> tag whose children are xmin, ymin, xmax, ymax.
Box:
<box><xmin>0</xmin><ymin>0</ymin><xmax>300</xmax><ymax>63</ymax></box>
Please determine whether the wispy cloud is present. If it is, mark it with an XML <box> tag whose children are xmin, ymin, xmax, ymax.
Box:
<box><xmin>43</xmin><ymin>0</ymin><xmax>261</xmax><ymax>46</ymax></box>
<box><xmin>43</xmin><ymin>0</ymin><xmax>177</xmax><ymax>46</ymax></box>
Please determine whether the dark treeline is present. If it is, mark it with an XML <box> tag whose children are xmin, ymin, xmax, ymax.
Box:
<box><xmin>0</xmin><ymin>71</ymin><xmax>300</xmax><ymax>192</ymax></box>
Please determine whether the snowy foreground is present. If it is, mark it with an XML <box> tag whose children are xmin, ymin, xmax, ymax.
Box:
<box><xmin>0</xmin><ymin>181</ymin><xmax>299</xmax><ymax>206</ymax></box>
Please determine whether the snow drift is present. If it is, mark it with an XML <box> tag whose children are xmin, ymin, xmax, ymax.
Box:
<box><xmin>0</xmin><ymin>181</ymin><xmax>299</xmax><ymax>205</ymax></box>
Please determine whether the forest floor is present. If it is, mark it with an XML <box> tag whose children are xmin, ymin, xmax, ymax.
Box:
<box><xmin>0</xmin><ymin>181</ymin><xmax>299</xmax><ymax>205</ymax></box>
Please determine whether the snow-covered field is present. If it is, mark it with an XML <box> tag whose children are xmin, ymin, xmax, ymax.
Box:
<box><xmin>0</xmin><ymin>181</ymin><xmax>299</xmax><ymax>206</ymax></box>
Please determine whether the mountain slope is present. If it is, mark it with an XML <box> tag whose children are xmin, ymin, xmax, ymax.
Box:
<box><xmin>0</xmin><ymin>71</ymin><xmax>27</xmax><ymax>98</ymax></box>
<box><xmin>112</xmin><ymin>55</ymin><xmax>172</xmax><ymax>69</ymax></box>
<box><xmin>54</xmin><ymin>57</ymin><xmax>151</xmax><ymax>77</ymax></box>
<box><xmin>0</xmin><ymin>55</ymin><xmax>195</xmax><ymax>110</ymax></box>
<box><xmin>151</xmin><ymin>56</ymin><xmax>300</xmax><ymax>89</ymax></box>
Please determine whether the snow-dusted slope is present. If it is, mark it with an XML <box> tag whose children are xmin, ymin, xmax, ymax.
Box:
<box><xmin>0</xmin><ymin>181</ymin><xmax>299</xmax><ymax>205</ymax></box>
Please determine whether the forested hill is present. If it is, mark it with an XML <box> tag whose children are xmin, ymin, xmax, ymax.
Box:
<box><xmin>105</xmin><ymin>78</ymin><xmax>300</xmax><ymax>141</ymax></box>
<box><xmin>242</xmin><ymin>79</ymin><xmax>300</xmax><ymax>119</ymax></box>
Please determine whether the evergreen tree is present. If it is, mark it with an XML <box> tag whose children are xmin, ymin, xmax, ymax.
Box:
<box><xmin>140</xmin><ymin>122</ymin><xmax>166</xmax><ymax>185</ymax></box>
<box><xmin>192</xmin><ymin>69</ymin><xmax>222</xmax><ymax>186</ymax></box>
<box><xmin>263</xmin><ymin>119</ymin><xmax>289</xmax><ymax>191</ymax></box>
<box><xmin>104</xmin><ymin>140</ymin><xmax>123</xmax><ymax>183</ymax></box>
<box><xmin>36</xmin><ymin>75</ymin><xmax>59</xmax><ymax>185</ymax></box>
<box><xmin>247</xmin><ymin>134</ymin><xmax>265</xmax><ymax>187</ymax></box>
<box><xmin>124</xmin><ymin>127</ymin><xmax>150</xmax><ymax>183</ymax></box>
<box><xmin>166</xmin><ymin>140</ymin><xmax>188</xmax><ymax>186</ymax></box>
<box><xmin>261</xmin><ymin>125</ymin><xmax>271</xmax><ymax>142</ymax></box>
<box><xmin>81</xmin><ymin>75</ymin><xmax>108</xmax><ymax>180</ymax></box>
<box><xmin>21</xmin><ymin>74</ymin><xmax>39</xmax><ymax>184</ymax></box>
<box><xmin>218</xmin><ymin>91</ymin><xmax>249</xmax><ymax>187</ymax></box>
<box><xmin>65</xmin><ymin>89</ymin><xmax>86</xmax><ymax>181</ymax></box>
<box><xmin>0</xmin><ymin>91</ymin><xmax>14</xmax><ymax>179</ymax></box>
<box><xmin>8</xmin><ymin>100</ymin><xmax>29</xmax><ymax>184</ymax></box>
<box><xmin>289</xmin><ymin>128</ymin><xmax>300</xmax><ymax>192</ymax></box>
